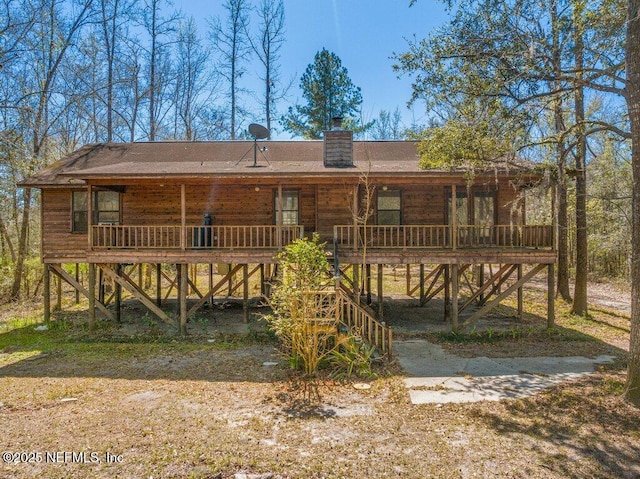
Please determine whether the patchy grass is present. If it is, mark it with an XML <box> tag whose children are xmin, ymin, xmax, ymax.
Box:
<box><xmin>0</xmin><ymin>281</ymin><xmax>638</xmax><ymax>478</ymax></box>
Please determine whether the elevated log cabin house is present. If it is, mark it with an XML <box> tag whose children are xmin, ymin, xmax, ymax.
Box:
<box><xmin>20</xmin><ymin>123</ymin><xmax>556</xmax><ymax>349</ymax></box>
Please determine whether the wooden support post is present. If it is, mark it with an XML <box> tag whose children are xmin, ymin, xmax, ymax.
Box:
<box><xmin>88</xmin><ymin>263</ymin><xmax>96</xmax><ymax>329</ymax></box>
<box><xmin>176</xmin><ymin>264</ymin><xmax>182</xmax><ymax>316</ymax></box>
<box><xmin>547</xmin><ymin>263</ymin><xmax>555</xmax><ymax>328</ymax></box>
<box><xmin>192</xmin><ymin>264</ymin><xmax>198</xmax><ymax>293</ymax></box>
<box><xmin>138</xmin><ymin>264</ymin><xmax>143</xmax><ymax>292</ymax></box>
<box><xmin>377</xmin><ymin>264</ymin><xmax>384</xmax><ymax>320</ymax></box>
<box><xmin>54</xmin><ymin>267</ymin><xmax>62</xmax><ymax>312</ymax></box>
<box><xmin>405</xmin><ymin>265</ymin><xmax>411</xmax><ymax>295</ymax></box>
<box><xmin>260</xmin><ymin>263</ymin><xmax>265</xmax><ymax>296</ymax></box>
<box><xmin>98</xmin><ymin>267</ymin><xmax>104</xmax><ymax>305</ymax></box>
<box><xmin>243</xmin><ymin>263</ymin><xmax>249</xmax><ymax>323</ymax></box>
<box><xmin>74</xmin><ymin>263</ymin><xmax>80</xmax><ymax>304</ymax></box>
<box><xmin>517</xmin><ymin>264</ymin><xmax>523</xmax><ymax>320</ymax></box>
<box><xmin>478</xmin><ymin>264</ymin><xmax>485</xmax><ymax>303</ymax></box>
<box><xmin>353</xmin><ymin>185</ymin><xmax>359</xmax><ymax>251</ymax></box>
<box><xmin>444</xmin><ymin>265</ymin><xmax>450</xmax><ymax>320</ymax></box>
<box><xmin>353</xmin><ymin>263</ymin><xmax>360</xmax><ymax>304</ymax></box>
<box><xmin>179</xmin><ymin>263</ymin><xmax>188</xmax><ymax>336</ymax></box>
<box><xmin>451</xmin><ymin>184</ymin><xmax>457</xmax><ymax>250</ymax></box>
<box><xmin>264</xmin><ymin>263</ymin><xmax>272</xmax><ymax>298</ymax></box>
<box><xmin>365</xmin><ymin>264</ymin><xmax>372</xmax><ymax>304</ymax></box>
<box><xmin>419</xmin><ymin>263</ymin><xmax>425</xmax><ymax>304</ymax></box>
<box><xmin>451</xmin><ymin>264</ymin><xmax>459</xmax><ymax>332</ymax></box>
<box><xmin>277</xmin><ymin>184</ymin><xmax>283</xmax><ymax>249</ymax></box>
<box><xmin>209</xmin><ymin>264</ymin><xmax>214</xmax><ymax>305</ymax></box>
<box><xmin>180</xmin><ymin>184</ymin><xmax>186</xmax><ymax>250</ymax></box>
<box><xmin>43</xmin><ymin>264</ymin><xmax>51</xmax><ymax>324</ymax></box>
<box><xmin>115</xmin><ymin>263</ymin><xmax>122</xmax><ymax>323</ymax></box>
<box><xmin>87</xmin><ymin>184</ymin><xmax>93</xmax><ymax>251</ymax></box>
<box><xmin>156</xmin><ymin>263</ymin><xmax>162</xmax><ymax>306</ymax></box>
<box><xmin>227</xmin><ymin>263</ymin><xmax>233</xmax><ymax>295</ymax></box>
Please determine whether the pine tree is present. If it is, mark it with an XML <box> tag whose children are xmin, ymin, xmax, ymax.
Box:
<box><xmin>282</xmin><ymin>48</ymin><xmax>370</xmax><ymax>139</ymax></box>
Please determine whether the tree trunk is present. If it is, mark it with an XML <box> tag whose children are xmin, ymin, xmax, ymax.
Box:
<box><xmin>572</xmin><ymin>1</ymin><xmax>588</xmax><ymax>315</ymax></box>
<box><xmin>625</xmin><ymin>0</ymin><xmax>640</xmax><ymax>407</ymax></box>
<box><xmin>551</xmin><ymin>0</ymin><xmax>572</xmax><ymax>302</ymax></box>
<box><xmin>10</xmin><ymin>188</ymin><xmax>31</xmax><ymax>300</ymax></box>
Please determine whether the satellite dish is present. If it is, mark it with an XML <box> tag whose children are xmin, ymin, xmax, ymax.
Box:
<box><xmin>249</xmin><ymin>123</ymin><xmax>270</xmax><ymax>140</ymax></box>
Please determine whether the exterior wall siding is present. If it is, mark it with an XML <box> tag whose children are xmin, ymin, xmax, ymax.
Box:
<box><xmin>41</xmin><ymin>189</ymin><xmax>87</xmax><ymax>260</ymax></box>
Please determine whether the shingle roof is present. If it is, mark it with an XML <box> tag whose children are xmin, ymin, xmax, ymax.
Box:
<box><xmin>19</xmin><ymin>140</ymin><xmax>535</xmax><ymax>187</ymax></box>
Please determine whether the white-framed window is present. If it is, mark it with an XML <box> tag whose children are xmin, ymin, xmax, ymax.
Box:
<box><xmin>275</xmin><ymin>190</ymin><xmax>299</xmax><ymax>225</ymax></box>
<box><xmin>377</xmin><ymin>189</ymin><xmax>401</xmax><ymax>225</ymax></box>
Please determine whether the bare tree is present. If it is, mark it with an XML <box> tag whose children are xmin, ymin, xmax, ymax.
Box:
<box><xmin>173</xmin><ymin>17</ymin><xmax>214</xmax><ymax>140</ymax></box>
<box><xmin>8</xmin><ymin>0</ymin><xmax>94</xmax><ymax>299</ymax></box>
<box><xmin>209</xmin><ymin>0</ymin><xmax>251</xmax><ymax>140</ymax></box>
<box><xmin>371</xmin><ymin>107</ymin><xmax>404</xmax><ymax>140</ymax></box>
<box><xmin>141</xmin><ymin>0</ymin><xmax>180</xmax><ymax>141</ymax></box>
<box><xmin>248</xmin><ymin>0</ymin><xmax>288</xmax><ymax>137</ymax></box>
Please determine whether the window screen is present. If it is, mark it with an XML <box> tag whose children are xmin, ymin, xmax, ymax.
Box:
<box><xmin>275</xmin><ymin>190</ymin><xmax>299</xmax><ymax>225</ymax></box>
<box><xmin>71</xmin><ymin>190</ymin><xmax>120</xmax><ymax>232</ymax></box>
<box><xmin>72</xmin><ymin>191</ymin><xmax>88</xmax><ymax>232</ymax></box>
<box><xmin>377</xmin><ymin>189</ymin><xmax>401</xmax><ymax>225</ymax></box>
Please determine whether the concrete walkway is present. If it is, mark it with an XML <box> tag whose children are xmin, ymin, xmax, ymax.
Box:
<box><xmin>395</xmin><ymin>339</ymin><xmax>614</xmax><ymax>404</ymax></box>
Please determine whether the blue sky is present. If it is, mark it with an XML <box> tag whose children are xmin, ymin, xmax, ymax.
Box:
<box><xmin>182</xmin><ymin>1</ymin><xmax>450</xmax><ymax>138</ymax></box>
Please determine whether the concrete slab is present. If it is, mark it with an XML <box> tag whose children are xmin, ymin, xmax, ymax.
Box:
<box><xmin>395</xmin><ymin>339</ymin><xmax>614</xmax><ymax>404</ymax></box>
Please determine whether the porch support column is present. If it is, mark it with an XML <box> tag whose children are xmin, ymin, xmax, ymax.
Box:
<box><xmin>98</xmin><ymin>267</ymin><xmax>105</xmax><ymax>305</ymax></box>
<box><xmin>405</xmin><ymin>265</ymin><xmax>411</xmax><ymax>296</ymax></box>
<box><xmin>115</xmin><ymin>263</ymin><xmax>122</xmax><ymax>323</ymax></box>
<box><xmin>277</xmin><ymin>184</ymin><xmax>283</xmax><ymax>248</ymax></box>
<box><xmin>265</xmin><ymin>263</ymin><xmax>272</xmax><ymax>298</ymax></box>
<box><xmin>444</xmin><ymin>265</ymin><xmax>450</xmax><ymax>320</ymax></box>
<box><xmin>180</xmin><ymin>184</ymin><xmax>186</xmax><ymax>250</ymax></box>
<box><xmin>43</xmin><ymin>264</ymin><xmax>51</xmax><ymax>324</ymax></box>
<box><xmin>75</xmin><ymin>263</ymin><xmax>80</xmax><ymax>304</ymax></box>
<box><xmin>242</xmin><ymin>263</ymin><xmax>249</xmax><ymax>323</ymax></box>
<box><xmin>517</xmin><ymin>264</ymin><xmax>523</xmax><ymax>320</ymax></box>
<box><xmin>209</xmin><ymin>264</ymin><xmax>214</xmax><ymax>305</ymax></box>
<box><xmin>54</xmin><ymin>265</ymin><xmax>62</xmax><ymax>312</ymax></box>
<box><xmin>138</xmin><ymin>264</ymin><xmax>143</xmax><ymax>291</ymax></box>
<box><xmin>377</xmin><ymin>264</ymin><xmax>384</xmax><ymax>320</ymax></box>
<box><xmin>365</xmin><ymin>264</ymin><xmax>372</xmax><ymax>304</ymax></box>
<box><xmin>87</xmin><ymin>184</ymin><xmax>93</xmax><ymax>250</ymax></box>
<box><xmin>451</xmin><ymin>263</ymin><xmax>459</xmax><ymax>332</ymax></box>
<box><xmin>353</xmin><ymin>263</ymin><xmax>360</xmax><ymax>304</ymax></box>
<box><xmin>179</xmin><ymin>263</ymin><xmax>188</xmax><ymax>336</ymax></box>
<box><xmin>88</xmin><ymin>263</ymin><xmax>96</xmax><ymax>329</ymax></box>
<box><xmin>260</xmin><ymin>264</ymin><xmax>266</xmax><ymax>296</ymax></box>
<box><xmin>547</xmin><ymin>263</ymin><xmax>555</xmax><ymax>328</ymax></box>
<box><xmin>156</xmin><ymin>263</ymin><xmax>162</xmax><ymax>306</ymax></box>
<box><xmin>451</xmin><ymin>184</ymin><xmax>457</xmax><ymax>250</ymax></box>
<box><xmin>353</xmin><ymin>184</ymin><xmax>359</xmax><ymax>251</ymax></box>
<box><xmin>419</xmin><ymin>263</ymin><xmax>425</xmax><ymax>304</ymax></box>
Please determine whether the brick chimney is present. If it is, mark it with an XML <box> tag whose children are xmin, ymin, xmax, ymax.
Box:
<box><xmin>323</xmin><ymin>117</ymin><xmax>353</xmax><ymax>168</ymax></box>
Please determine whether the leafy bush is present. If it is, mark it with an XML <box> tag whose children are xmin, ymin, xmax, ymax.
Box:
<box><xmin>263</xmin><ymin>234</ymin><xmax>336</xmax><ymax>376</ymax></box>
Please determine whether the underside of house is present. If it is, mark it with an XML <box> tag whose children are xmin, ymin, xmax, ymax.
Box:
<box><xmin>20</xmin><ymin>127</ymin><xmax>557</xmax><ymax>354</ymax></box>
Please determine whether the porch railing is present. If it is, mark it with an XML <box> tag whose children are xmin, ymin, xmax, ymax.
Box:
<box><xmin>334</xmin><ymin>224</ymin><xmax>553</xmax><ymax>250</ymax></box>
<box><xmin>92</xmin><ymin>224</ymin><xmax>304</xmax><ymax>250</ymax></box>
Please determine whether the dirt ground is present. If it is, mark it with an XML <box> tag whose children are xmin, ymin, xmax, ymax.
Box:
<box><xmin>0</xmin><ymin>275</ymin><xmax>638</xmax><ymax>479</ymax></box>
